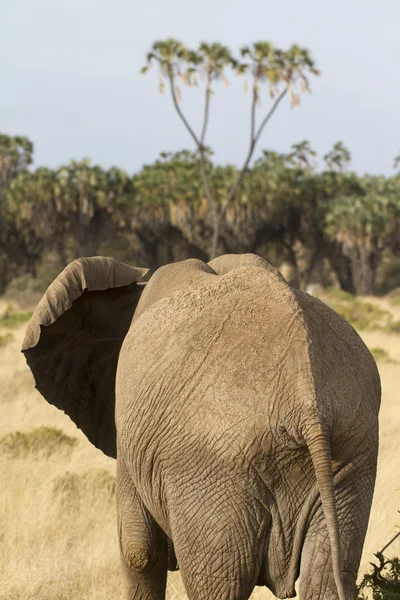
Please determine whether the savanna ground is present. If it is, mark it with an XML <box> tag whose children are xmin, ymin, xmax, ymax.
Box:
<box><xmin>0</xmin><ymin>289</ymin><xmax>399</xmax><ymax>600</ymax></box>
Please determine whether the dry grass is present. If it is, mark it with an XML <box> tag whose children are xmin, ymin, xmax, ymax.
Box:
<box><xmin>0</xmin><ymin>454</ymin><xmax>120</xmax><ymax>600</ymax></box>
<box><xmin>0</xmin><ymin>427</ymin><xmax>77</xmax><ymax>458</ymax></box>
<box><xmin>0</xmin><ymin>332</ymin><xmax>14</xmax><ymax>347</ymax></box>
<box><xmin>0</xmin><ymin>294</ymin><xmax>399</xmax><ymax>599</ymax></box>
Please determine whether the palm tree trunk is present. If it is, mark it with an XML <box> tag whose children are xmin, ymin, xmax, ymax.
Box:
<box><xmin>351</xmin><ymin>247</ymin><xmax>379</xmax><ymax>296</ymax></box>
<box><xmin>326</xmin><ymin>242</ymin><xmax>355</xmax><ymax>294</ymax></box>
<box><xmin>209</xmin><ymin>212</ymin><xmax>222</xmax><ymax>260</ymax></box>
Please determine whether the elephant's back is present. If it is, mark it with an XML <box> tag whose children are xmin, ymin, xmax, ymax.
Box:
<box><xmin>117</xmin><ymin>265</ymin><xmax>380</xmax><ymax>444</ymax></box>
<box><xmin>116</xmin><ymin>266</ymin><xmax>305</xmax><ymax>434</ymax></box>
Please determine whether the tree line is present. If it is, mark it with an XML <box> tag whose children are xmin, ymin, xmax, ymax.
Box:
<box><xmin>2</xmin><ymin>38</ymin><xmax>400</xmax><ymax>297</ymax></box>
<box><xmin>1</xmin><ymin>132</ymin><xmax>400</xmax><ymax>296</ymax></box>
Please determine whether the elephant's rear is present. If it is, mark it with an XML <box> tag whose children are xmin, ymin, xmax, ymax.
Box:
<box><xmin>290</xmin><ymin>289</ymin><xmax>380</xmax><ymax>600</ymax></box>
<box><xmin>116</xmin><ymin>266</ymin><xmax>380</xmax><ymax>600</ymax></box>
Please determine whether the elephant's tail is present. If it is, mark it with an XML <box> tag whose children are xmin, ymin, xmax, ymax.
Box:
<box><xmin>304</xmin><ymin>424</ymin><xmax>347</xmax><ymax>600</ymax></box>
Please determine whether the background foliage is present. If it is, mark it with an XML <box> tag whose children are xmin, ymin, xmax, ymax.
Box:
<box><xmin>2</xmin><ymin>132</ymin><xmax>400</xmax><ymax>297</ymax></box>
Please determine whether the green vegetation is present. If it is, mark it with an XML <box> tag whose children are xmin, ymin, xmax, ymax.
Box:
<box><xmin>0</xmin><ymin>305</ymin><xmax>32</xmax><ymax>328</ymax></box>
<box><xmin>385</xmin><ymin>321</ymin><xmax>400</xmax><ymax>334</ymax></box>
<box><xmin>370</xmin><ymin>347</ymin><xmax>394</xmax><ymax>363</ymax></box>
<box><xmin>358</xmin><ymin>553</ymin><xmax>400</xmax><ymax>600</ymax></box>
<box><xmin>338</xmin><ymin>301</ymin><xmax>390</xmax><ymax>331</ymax></box>
<box><xmin>387</xmin><ymin>287</ymin><xmax>400</xmax><ymax>306</ymax></box>
<box><xmin>2</xmin><ymin>131</ymin><xmax>400</xmax><ymax>298</ymax></box>
<box><xmin>2</xmin><ymin>39</ymin><xmax>400</xmax><ymax>298</ymax></box>
<box><xmin>0</xmin><ymin>427</ymin><xmax>77</xmax><ymax>458</ymax></box>
<box><xmin>316</xmin><ymin>289</ymin><xmax>392</xmax><ymax>331</ymax></box>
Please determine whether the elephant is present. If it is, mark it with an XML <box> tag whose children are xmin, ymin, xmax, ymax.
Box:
<box><xmin>22</xmin><ymin>253</ymin><xmax>381</xmax><ymax>600</ymax></box>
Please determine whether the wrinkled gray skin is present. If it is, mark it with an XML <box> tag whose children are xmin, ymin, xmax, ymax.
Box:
<box><xmin>22</xmin><ymin>254</ymin><xmax>380</xmax><ymax>600</ymax></box>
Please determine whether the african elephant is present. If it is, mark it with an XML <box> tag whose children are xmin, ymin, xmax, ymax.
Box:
<box><xmin>22</xmin><ymin>253</ymin><xmax>380</xmax><ymax>600</ymax></box>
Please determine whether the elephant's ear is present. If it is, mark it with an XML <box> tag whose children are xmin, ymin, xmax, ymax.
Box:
<box><xmin>208</xmin><ymin>253</ymin><xmax>286</xmax><ymax>281</ymax></box>
<box><xmin>22</xmin><ymin>257</ymin><xmax>149</xmax><ymax>459</ymax></box>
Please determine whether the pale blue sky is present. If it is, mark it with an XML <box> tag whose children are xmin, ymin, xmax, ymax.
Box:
<box><xmin>1</xmin><ymin>0</ymin><xmax>399</xmax><ymax>175</ymax></box>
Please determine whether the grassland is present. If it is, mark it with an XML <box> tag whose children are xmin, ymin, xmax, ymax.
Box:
<box><xmin>0</xmin><ymin>293</ymin><xmax>399</xmax><ymax>599</ymax></box>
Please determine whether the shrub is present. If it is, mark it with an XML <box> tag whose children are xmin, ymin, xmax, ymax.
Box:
<box><xmin>385</xmin><ymin>321</ymin><xmax>400</xmax><ymax>334</ymax></box>
<box><xmin>370</xmin><ymin>347</ymin><xmax>394</xmax><ymax>363</ymax></box>
<box><xmin>317</xmin><ymin>288</ymin><xmax>391</xmax><ymax>331</ymax></box>
<box><xmin>5</xmin><ymin>274</ymin><xmax>38</xmax><ymax>293</ymax></box>
<box><xmin>53</xmin><ymin>471</ymin><xmax>81</xmax><ymax>497</ymax></box>
<box><xmin>5</xmin><ymin>259</ymin><xmax>64</xmax><ymax>296</ymax></box>
<box><xmin>0</xmin><ymin>332</ymin><xmax>14</xmax><ymax>347</ymax></box>
<box><xmin>53</xmin><ymin>469</ymin><xmax>115</xmax><ymax>508</ymax></box>
<box><xmin>375</xmin><ymin>254</ymin><xmax>400</xmax><ymax>296</ymax></box>
<box><xmin>0</xmin><ymin>305</ymin><xmax>32</xmax><ymax>328</ymax></box>
<box><xmin>0</xmin><ymin>427</ymin><xmax>77</xmax><ymax>458</ymax></box>
<box><xmin>387</xmin><ymin>287</ymin><xmax>400</xmax><ymax>306</ymax></box>
<box><xmin>82</xmin><ymin>469</ymin><xmax>115</xmax><ymax>498</ymax></box>
<box><xmin>98</xmin><ymin>234</ymin><xmax>134</xmax><ymax>263</ymax></box>
<box><xmin>323</xmin><ymin>287</ymin><xmax>355</xmax><ymax>302</ymax></box>
<box><xmin>357</xmin><ymin>553</ymin><xmax>400</xmax><ymax>600</ymax></box>
<box><xmin>340</xmin><ymin>301</ymin><xmax>389</xmax><ymax>331</ymax></box>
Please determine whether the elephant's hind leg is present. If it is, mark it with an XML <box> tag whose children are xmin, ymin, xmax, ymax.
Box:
<box><xmin>176</xmin><ymin>552</ymin><xmax>256</xmax><ymax>600</ymax></box>
<box><xmin>117</xmin><ymin>460</ymin><xmax>167</xmax><ymax>599</ymax></box>
<box><xmin>170</xmin><ymin>497</ymin><xmax>265</xmax><ymax>600</ymax></box>
<box><xmin>299</xmin><ymin>461</ymin><xmax>377</xmax><ymax>600</ymax></box>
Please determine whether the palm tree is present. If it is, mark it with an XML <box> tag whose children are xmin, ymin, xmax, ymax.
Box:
<box><xmin>323</xmin><ymin>141</ymin><xmax>351</xmax><ymax>173</ymax></box>
<box><xmin>0</xmin><ymin>134</ymin><xmax>35</xmax><ymax>292</ymax></box>
<box><xmin>325</xmin><ymin>179</ymin><xmax>394</xmax><ymax>295</ymax></box>
<box><xmin>287</xmin><ymin>140</ymin><xmax>317</xmax><ymax>174</ymax></box>
<box><xmin>141</xmin><ymin>38</ymin><xmax>320</xmax><ymax>258</ymax></box>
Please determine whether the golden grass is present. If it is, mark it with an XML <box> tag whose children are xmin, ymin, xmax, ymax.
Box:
<box><xmin>0</xmin><ymin>295</ymin><xmax>399</xmax><ymax>599</ymax></box>
<box><xmin>0</xmin><ymin>427</ymin><xmax>77</xmax><ymax>458</ymax></box>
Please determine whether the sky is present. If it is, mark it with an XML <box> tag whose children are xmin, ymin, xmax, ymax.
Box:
<box><xmin>1</xmin><ymin>0</ymin><xmax>399</xmax><ymax>176</ymax></box>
